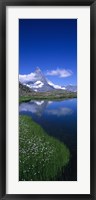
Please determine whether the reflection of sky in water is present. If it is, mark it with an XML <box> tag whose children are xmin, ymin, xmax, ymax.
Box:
<box><xmin>19</xmin><ymin>99</ymin><xmax>77</xmax><ymax>146</ymax></box>
<box><xmin>46</xmin><ymin>107</ymin><xmax>73</xmax><ymax>116</ymax></box>
<box><xmin>19</xmin><ymin>100</ymin><xmax>73</xmax><ymax>117</ymax></box>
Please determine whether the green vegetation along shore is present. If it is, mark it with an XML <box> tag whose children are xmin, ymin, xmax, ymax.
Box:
<box><xmin>19</xmin><ymin>115</ymin><xmax>70</xmax><ymax>181</ymax></box>
<box><xmin>19</xmin><ymin>92</ymin><xmax>77</xmax><ymax>103</ymax></box>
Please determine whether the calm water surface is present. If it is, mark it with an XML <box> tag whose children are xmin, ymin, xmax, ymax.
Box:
<box><xmin>19</xmin><ymin>98</ymin><xmax>77</xmax><ymax>181</ymax></box>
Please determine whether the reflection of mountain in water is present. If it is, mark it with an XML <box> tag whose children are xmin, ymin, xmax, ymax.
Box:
<box><xmin>19</xmin><ymin>100</ymin><xmax>73</xmax><ymax>117</ymax></box>
<box><xmin>19</xmin><ymin>100</ymin><xmax>49</xmax><ymax>116</ymax></box>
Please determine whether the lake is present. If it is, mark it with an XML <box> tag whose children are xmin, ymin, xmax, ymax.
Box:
<box><xmin>19</xmin><ymin>98</ymin><xmax>77</xmax><ymax>181</ymax></box>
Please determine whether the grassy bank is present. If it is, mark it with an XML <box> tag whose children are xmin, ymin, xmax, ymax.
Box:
<box><xmin>19</xmin><ymin>92</ymin><xmax>77</xmax><ymax>103</ymax></box>
<box><xmin>19</xmin><ymin>96</ymin><xmax>32</xmax><ymax>103</ymax></box>
<box><xmin>19</xmin><ymin>115</ymin><xmax>70</xmax><ymax>181</ymax></box>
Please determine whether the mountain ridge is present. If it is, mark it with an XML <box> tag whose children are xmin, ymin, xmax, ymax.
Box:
<box><xmin>19</xmin><ymin>67</ymin><xmax>77</xmax><ymax>93</ymax></box>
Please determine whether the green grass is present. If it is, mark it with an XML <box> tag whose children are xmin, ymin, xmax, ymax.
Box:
<box><xmin>19</xmin><ymin>92</ymin><xmax>77</xmax><ymax>103</ymax></box>
<box><xmin>19</xmin><ymin>115</ymin><xmax>70</xmax><ymax>181</ymax></box>
<box><xmin>19</xmin><ymin>96</ymin><xmax>32</xmax><ymax>103</ymax></box>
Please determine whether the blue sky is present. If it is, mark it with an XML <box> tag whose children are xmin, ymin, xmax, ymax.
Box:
<box><xmin>19</xmin><ymin>19</ymin><xmax>77</xmax><ymax>86</ymax></box>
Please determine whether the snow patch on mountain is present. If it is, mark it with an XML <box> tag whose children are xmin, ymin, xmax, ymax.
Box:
<box><xmin>48</xmin><ymin>80</ymin><xmax>65</xmax><ymax>90</ymax></box>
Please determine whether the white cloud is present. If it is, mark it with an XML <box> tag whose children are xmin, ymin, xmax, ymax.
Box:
<box><xmin>19</xmin><ymin>73</ymin><xmax>36</xmax><ymax>83</ymax></box>
<box><xmin>46</xmin><ymin>68</ymin><xmax>72</xmax><ymax>78</ymax></box>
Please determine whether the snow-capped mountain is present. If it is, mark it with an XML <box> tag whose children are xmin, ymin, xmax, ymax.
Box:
<box><xmin>19</xmin><ymin>67</ymin><xmax>77</xmax><ymax>92</ymax></box>
<box><xmin>23</xmin><ymin>67</ymin><xmax>54</xmax><ymax>92</ymax></box>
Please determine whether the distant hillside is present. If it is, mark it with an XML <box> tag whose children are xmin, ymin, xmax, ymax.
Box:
<box><xmin>19</xmin><ymin>82</ymin><xmax>33</xmax><ymax>96</ymax></box>
<box><xmin>19</xmin><ymin>81</ymin><xmax>77</xmax><ymax>103</ymax></box>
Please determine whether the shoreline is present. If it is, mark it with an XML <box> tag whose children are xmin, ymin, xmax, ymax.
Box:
<box><xmin>19</xmin><ymin>95</ymin><xmax>77</xmax><ymax>103</ymax></box>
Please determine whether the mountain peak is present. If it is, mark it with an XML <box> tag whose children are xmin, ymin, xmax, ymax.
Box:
<box><xmin>34</xmin><ymin>67</ymin><xmax>47</xmax><ymax>85</ymax></box>
<box><xmin>35</xmin><ymin>67</ymin><xmax>42</xmax><ymax>73</ymax></box>
<box><xmin>22</xmin><ymin>67</ymin><xmax>54</xmax><ymax>92</ymax></box>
